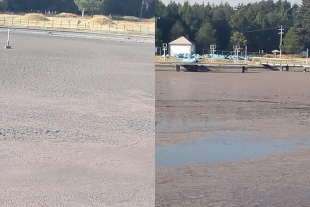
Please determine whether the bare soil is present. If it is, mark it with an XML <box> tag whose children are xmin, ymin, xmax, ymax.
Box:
<box><xmin>0</xmin><ymin>14</ymin><xmax>155</xmax><ymax>36</ymax></box>
<box><xmin>0</xmin><ymin>33</ymin><xmax>154</xmax><ymax>206</ymax></box>
<box><xmin>156</xmin><ymin>71</ymin><xmax>310</xmax><ymax>206</ymax></box>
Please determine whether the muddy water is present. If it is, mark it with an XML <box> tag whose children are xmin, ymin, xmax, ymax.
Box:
<box><xmin>156</xmin><ymin>132</ymin><xmax>310</xmax><ymax>168</ymax></box>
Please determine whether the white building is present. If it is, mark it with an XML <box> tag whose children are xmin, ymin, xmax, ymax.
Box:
<box><xmin>168</xmin><ymin>36</ymin><xmax>196</xmax><ymax>56</ymax></box>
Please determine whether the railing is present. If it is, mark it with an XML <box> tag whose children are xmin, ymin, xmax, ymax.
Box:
<box><xmin>252</xmin><ymin>57</ymin><xmax>310</xmax><ymax>66</ymax></box>
<box><xmin>156</xmin><ymin>56</ymin><xmax>250</xmax><ymax>65</ymax></box>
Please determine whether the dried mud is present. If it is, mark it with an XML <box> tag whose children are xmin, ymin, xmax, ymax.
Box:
<box><xmin>156</xmin><ymin>71</ymin><xmax>310</xmax><ymax>206</ymax></box>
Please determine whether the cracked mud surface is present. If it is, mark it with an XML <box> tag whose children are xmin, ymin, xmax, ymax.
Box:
<box><xmin>0</xmin><ymin>33</ymin><xmax>154</xmax><ymax>206</ymax></box>
<box><xmin>156</xmin><ymin>71</ymin><xmax>310</xmax><ymax>206</ymax></box>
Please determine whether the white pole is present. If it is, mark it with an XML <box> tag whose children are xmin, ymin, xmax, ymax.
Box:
<box><xmin>307</xmin><ymin>48</ymin><xmax>309</xmax><ymax>65</ymax></box>
<box><xmin>163</xmin><ymin>48</ymin><xmax>166</xmax><ymax>62</ymax></box>
<box><xmin>7</xmin><ymin>29</ymin><xmax>10</xmax><ymax>45</ymax></box>
<box><xmin>245</xmin><ymin>46</ymin><xmax>247</xmax><ymax>64</ymax></box>
<box><xmin>237</xmin><ymin>49</ymin><xmax>239</xmax><ymax>63</ymax></box>
<box><xmin>5</xmin><ymin>29</ymin><xmax>11</xmax><ymax>49</ymax></box>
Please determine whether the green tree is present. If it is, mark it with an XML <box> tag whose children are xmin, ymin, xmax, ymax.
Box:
<box><xmin>230</xmin><ymin>31</ymin><xmax>247</xmax><ymax>47</ymax></box>
<box><xmin>74</xmin><ymin>0</ymin><xmax>103</xmax><ymax>14</ymax></box>
<box><xmin>156</xmin><ymin>28</ymin><xmax>163</xmax><ymax>46</ymax></box>
<box><xmin>296</xmin><ymin>0</ymin><xmax>310</xmax><ymax>47</ymax></box>
<box><xmin>170</xmin><ymin>20</ymin><xmax>185</xmax><ymax>40</ymax></box>
<box><xmin>195</xmin><ymin>22</ymin><xmax>216</xmax><ymax>49</ymax></box>
<box><xmin>0</xmin><ymin>0</ymin><xmax>8</xmax><ymax>11</ymax></box>
<box><xmin>281</xmin><ymin>27</ymin><xmax>304</xmax><ymax>54</ymax></box>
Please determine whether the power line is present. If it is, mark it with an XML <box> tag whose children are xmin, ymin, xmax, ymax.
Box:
<box><xmin>242</xmin><ymin>27</ymin><xmax>279</xmax><ymax>33</ymax></box>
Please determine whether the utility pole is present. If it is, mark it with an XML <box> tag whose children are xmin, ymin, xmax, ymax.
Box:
<box><xmin>278</xmin><ymin>25</ymin><xmax>284</xmax><ymax>58</ymax></box>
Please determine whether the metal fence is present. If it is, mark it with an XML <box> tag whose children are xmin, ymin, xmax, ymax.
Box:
<box><xmin>155</xmin><ymin>47</ymin><xmax>169</xmax><ymax>56</ymax></box>
<box><xmin>0</xmin><ymin>17</ymin><xmax>155</xmax><ymax>35</ymax></box>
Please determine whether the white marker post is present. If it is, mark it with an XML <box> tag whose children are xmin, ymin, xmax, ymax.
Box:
<box><xmin>210</xmin><ymin>45</ymin><xmax>216</xmax><ymax>63</ymax></box>
<box><xmin>233</xmin><ymin>46</ymin><xmax>237</xmax><ymax>63</ymax></box>
<box><xmin>5</xmin><ymin>29</ymin><xmax>12</xmax><ymax>49</ymax></box>
<box><xmin>307</xmin><ymin>48</ymin><xmax>309</xmax><ymax>65</ymax></box>
<box><xmin>245</xmin><ymin>46</ymin><xmax>247</xmax><ymax>64</ymax></box>
<box><xmin>162</xmin><ymin>43</ymin><xmax>167</xmax><ymax>62</ymax></box>
<box><xmin>233</xmin><ymin>45</ymin><xmax>240</xmax><ymax>63</ymax></box>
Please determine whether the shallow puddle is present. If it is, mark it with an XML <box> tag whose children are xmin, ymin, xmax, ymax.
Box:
<box><xmin>156</xmin><ymin>133</ymin><xmax>310</xmax><ymax>168</ymax></box>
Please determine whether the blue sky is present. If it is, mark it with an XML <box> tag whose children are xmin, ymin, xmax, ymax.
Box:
<box><xmin>161</xmin><ymin>0</ymin><xmax>302</xmax><ymax>6</ymax></box>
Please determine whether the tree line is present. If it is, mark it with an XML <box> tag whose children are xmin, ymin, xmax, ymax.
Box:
<box><xmin>156</xmin><ymin>0</ymin><xmax>310</xmax><ymax>54</ymax></box>
<box><xmin>0</xmin><ymin>0</ymin><xmax>155</xmax><ymax>18</ymax></box>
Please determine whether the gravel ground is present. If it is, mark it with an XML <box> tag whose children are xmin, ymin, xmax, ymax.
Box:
<box><xmin>156</xmin><ymin>71</ymin><xmax>310</xmax><ymax>206</ymax></box>
<box><xmin>0</xmin><ymin>27</ymin><xmax>154</xmax><ymax>44</ymax></box>
<box><xmin>0</xmin><ymin>33</ymin><xmax>154</xmax><ymax>206</ymax></box>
